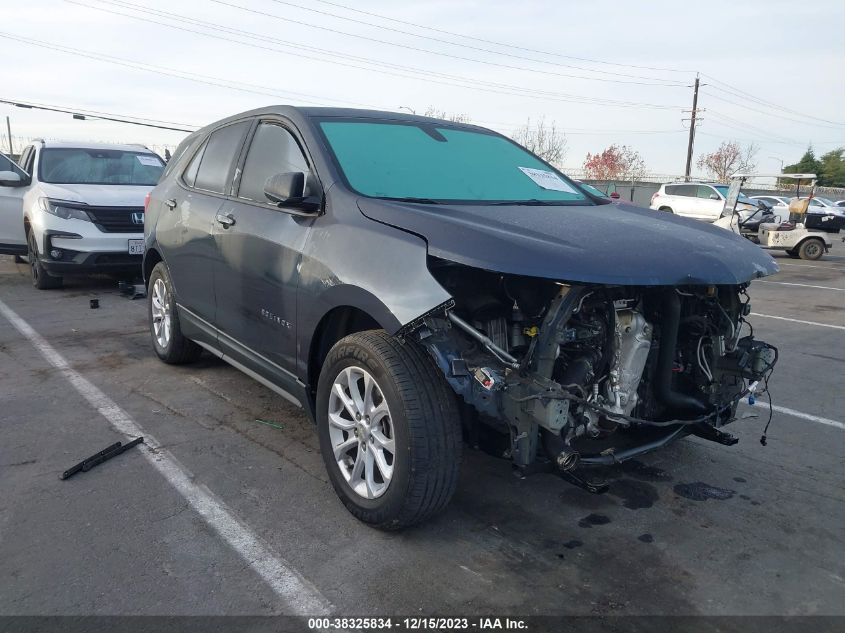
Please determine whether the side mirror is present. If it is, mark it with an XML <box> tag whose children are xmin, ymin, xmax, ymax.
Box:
<box><xmin>709</xmin><ymin>193</ymin><xmax>720</xmax><ymax>200</ymax></box>
<box><xmin>0</xmin><ymin>171</ymin><xmax>25</xmax><ymax>187</ymax></box>
<box><xmin>263</xmin><ymin>172</ymin><xmax>319</xmax><ymax>212</ymax></box>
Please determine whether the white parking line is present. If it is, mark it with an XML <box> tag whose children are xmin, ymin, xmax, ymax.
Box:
<box><xmin>750</xmin><ymin>312</ymin><xmax>845</xmax><ymax>330</ymax></box>
<box><xmin>777</xmin><ymin>262</ymin><xmax>845</xmax><ymax>270</ymax></box>
<box><xmin>751</xmin><ymin>401</ymin><xmax>845</xmax><ymax>431</ymax></box>
<box><xmin>756</xmin><ymin>280</ymin><xmax>845</xmax><ymax>292</ymax></box>
<box><xmin>0</xmin><ymin>298</ymin><xmax>331</xmax><ymax>616</ymax></box>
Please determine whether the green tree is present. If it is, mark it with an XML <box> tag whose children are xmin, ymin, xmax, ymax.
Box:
<box><xmin>782</xmin><ymin>145</ymin><xmax>821</xmax><ymax>186</ymax></box>
<box><xmin>818</xmin><ymin>148</ymin><xmax>845</xmax><ymax>187</ymax></box>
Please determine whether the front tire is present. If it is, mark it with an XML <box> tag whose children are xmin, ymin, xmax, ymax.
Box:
<box><xmin>27</xmin><ymin>231</ymin><xmax>62</xmax><ymax>289</ymax></box>
<box><xmin>147</xmin><ymin>262</ymin><xmax>202</xmax><ymax>364</ymax></box>
<box><xmin>316</xmin><ymin>331</ymin><xmax>461</xmax><ymax>530</ymax></box>
<box><xmin>798</xmin><ymin>238</ymin><xmax>824</xmax><ymax>261</ymax></box>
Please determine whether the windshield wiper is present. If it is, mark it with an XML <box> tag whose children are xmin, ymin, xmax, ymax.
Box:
<box><xmin>384</xmin><ymin>196</ymin><xmax>442</xmax><ymax>204</ymax></box>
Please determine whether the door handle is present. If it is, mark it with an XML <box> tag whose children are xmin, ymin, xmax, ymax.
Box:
<box><xmin>164</xmin><ymin>198</ymin><xmax>177</xmax><ymax>210</ymax></box>
<box><xmin>216</xmin><ymin>212</ymin><xmax>236</xmax><ymax>228</ymax></box>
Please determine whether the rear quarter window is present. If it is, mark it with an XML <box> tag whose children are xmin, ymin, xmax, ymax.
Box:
<box><xmin>193</xmin><ymin>121</ymin><xmax>251</xmax><ymax>194</ymax></box>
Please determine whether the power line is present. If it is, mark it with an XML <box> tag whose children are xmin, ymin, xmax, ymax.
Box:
<box><xmin>701</xmin><ymin>73</ymin><xmax>845</xmax><ymax>128</ymax></box>
<box><xmin>707</xmin><ymin>110</ymin><xmax>797</xmax><ymax>144</ymax></box>
<box><xmin>66</xmin><ymin>1</ymin><xmax>683</xmax><ymax>110</ymax></box>
<box><xmin>703</xmin><ymin>89</ymin><xmax>845</xmax><ymax>130</ymax></box>
<box><xmin>0</xmin><ymin>97</ymin><xmax>195</xmax><ymax>132</ymax></box>
<box><xmin>203</xmin><ymin>0</ymin><xmax>686</xmax><ymax>85</ymax></box>
<box><xmin>267</xmin><ymin>0</ymin><xmax>844</xmax><ymax>130</ymax></box>
<box><xmin>297</xmin><ymin>0</ymin><xmax>694</xmax><ymax>74</ymax></box>
<box><xmin>0</xmin><ymin>32</ymin><xmax>383</xmax><ymax>109</ymax></box>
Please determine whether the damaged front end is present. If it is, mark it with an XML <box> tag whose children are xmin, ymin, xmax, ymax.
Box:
<box><xmin>408</xmin><ymin>258</ymin><xmax>778</xmax><ymax>480</ymax></box>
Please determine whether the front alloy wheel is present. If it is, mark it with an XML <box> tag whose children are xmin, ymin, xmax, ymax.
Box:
<box><xmin>27</xmin><ymin>231</ymin><xmax>62</xmax><ymax>289</ymax></box>
<box><xmin>328</xmin><ymin>366</ymin><xmax>395</xmax><ymax>499</ymax></box>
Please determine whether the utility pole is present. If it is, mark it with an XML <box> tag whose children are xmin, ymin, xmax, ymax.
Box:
<box><xmin>683</xmin><ymin>74</ymin><xmax>700</xmax><ymax>182</ymax></box>
<box><xmin>5</xmin><ymin>116</ymin><xmax>12</xmax><ymax>158</ymax></box>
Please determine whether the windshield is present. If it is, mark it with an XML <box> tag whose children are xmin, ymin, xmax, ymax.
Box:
<box><xmin>318</xmin><ymin>120</ymin><xmax>589</xmax><ymax>204</ymax></box>
<box><xmin>39</xmin><ymin>148</ymin><xmax>165</xmax><ymax>185</ymax></box>
<box><xmin>713</xmin><ymin>185</ymin><xmax>753</xmax><ymax>204</ymax></box>
<box><xmin>578</xmin><ymin>182</ymin><xmax>608</xmax><ymax>198</ymax></box>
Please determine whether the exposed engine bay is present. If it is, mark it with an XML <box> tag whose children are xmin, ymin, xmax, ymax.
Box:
<box><xmin>411</xmin><ymin>258</ymin><xmax>778</xmax><ymax>476</ymax></box>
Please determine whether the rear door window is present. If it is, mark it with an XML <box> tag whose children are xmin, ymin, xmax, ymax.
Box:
<box><xmin>666</xmin><ymin>184</ymin><xmax>697</xmax><ymax>197</ymax></box>
<box><xmin>237</xmin><ymin>122</ymin><xmax>310</xmax><ymax>203</ymax></box>
<box><xmin>194</xmin><ymin>121</ymin><xmax>250</xmax><ymax>194</ymax></box>
<box><xmin>697</xmin><ymin>185</ymin><xmax>719</xmax><ymax>199</ymax></box>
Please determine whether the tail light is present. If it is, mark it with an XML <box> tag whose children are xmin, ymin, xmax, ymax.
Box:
<box><xmin>143</xmin><ymin>192</ymin><xmax>151</xmax><ymax>213</ymax></box>
<box><xmin>650</xmin><ymin>192</ymin><xmax>658</xmax><ymax>204</ymax></box>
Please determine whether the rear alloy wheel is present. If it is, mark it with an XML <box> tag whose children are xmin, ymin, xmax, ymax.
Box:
<box><xmin>27</xmin><ymin>231</ymin><xmax>62</xmax><ymax>289</ymax></box>
<box><xmin>798</xmin><ymin>238</ymin><xmax>824</xmax><ymax>261</ymax></box>
<box><xmin>316</xmin><ymin>331</ymin><xmax>461</xmax><ymax>529</ymax></box>
<box><xmin>147</xmin><ymin>262</ymin><xmax>202</xmax><ymax>364</ymax></box>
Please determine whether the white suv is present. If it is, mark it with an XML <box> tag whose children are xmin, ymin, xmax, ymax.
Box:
<box><xmin>0</xmin><ymin>141</ymin><xmax>164</xmax><ymax>288</ymax></box>
<box><xmin>649</xmin><ymin>182</ymin><xmax>763</xmax><ymax>222</ymax></box>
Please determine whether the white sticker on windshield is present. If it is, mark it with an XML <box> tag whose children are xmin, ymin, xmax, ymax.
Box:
<box><xmin>137</xmin><ymin>155</ymin><xmax>161</xmax><ymax>167</ymax></box>
<box><xmin>518</xmin><ymin>167</ymin><xmax>577</xmax><ymax>193</ymax></box>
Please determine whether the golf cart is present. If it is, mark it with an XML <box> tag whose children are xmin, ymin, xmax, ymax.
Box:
<box><xmin>713</xmin><ymin>173</ymin><xmax>840</xmax><ymax>260</ymax></box>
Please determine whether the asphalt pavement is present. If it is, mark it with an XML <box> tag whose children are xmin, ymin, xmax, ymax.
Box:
<box><xmin>0</xmin><ymin>243</ymin><xmax>843</xmax><ymax>618</ymax></box>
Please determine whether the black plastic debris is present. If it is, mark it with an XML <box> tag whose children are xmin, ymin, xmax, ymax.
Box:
<box><xmin>60</xmin><ymin>437</ymin><xmax>144</xmax><ymax>480</ymax></box>
<box><xmin>89</xmin><ymin>298</ymin><xmax>99</xmax><ymax>309</ymax></box>
<box><xmin>118</xmin><ymin>280</ymin><xmax>147</xmax><ymax>299</ymax></box>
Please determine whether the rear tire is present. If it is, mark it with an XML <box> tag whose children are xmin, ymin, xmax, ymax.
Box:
<box><xmin>316</xmin><ymin>330</ymin><xmax>461</xmax><ymax>530</ymax></box>
<box><xmin>659</xmin><ymin>206</ymin><xmax>674</xmax><ymax>214</ymax></box>
<box><xmin>147</xmin><ymin>262</ymin><xmax>202</xmax><ymax>364</ymax></box>
<box><xmin>27</xmin><ymin>231</ymin><xmax>62</xmax><ymax>290</ymax></box>
<box><xmin>798</xmin><ymin>238</ymin><xmax>824</xmax><ymax>261</ymax></box>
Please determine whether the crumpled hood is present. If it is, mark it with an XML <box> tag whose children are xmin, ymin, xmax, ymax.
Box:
<box><xmin>39</xmin><ymin>182</ymin><xmax>152</xmax><ymax>207</ymax></box>
<box><xmin>358</xmin><ymin>199</ymin><xmax>779</xmax><ymax>286</ymax></box>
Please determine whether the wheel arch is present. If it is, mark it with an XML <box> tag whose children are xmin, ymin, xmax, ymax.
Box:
<box><xmin>304</xmin><ymin>303</ymin><xmax>386</xmax><ymax>418</ymax></box>
<box><xmin>143</xmin><ymin>247</ymin><xmax>163</xmax><ymax>285</ymax></box>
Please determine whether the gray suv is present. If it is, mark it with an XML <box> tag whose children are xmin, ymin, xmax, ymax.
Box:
<box><xmin>145</xmin><ymin>107</ymin><xmax>779</xmax><ymax>529</ymax></box>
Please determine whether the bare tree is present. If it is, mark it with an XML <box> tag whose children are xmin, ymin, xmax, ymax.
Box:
<box><xmin>697</xmin><ymin>141</ymin><xmax>758</xmax><ymax>182</ymax></box>
<box><xmin>422</xmin><ymin>106</ymin><xmax>471</xmax><ymax>123</ymax></box>
<box><xmin>583</xmin><ymin>145</ymin><xmax>648</xmax><ymax>181</ymax></box>
<box><xmin>512</xmin><ymin>117</ymin><xmax>567</xmax><ymax>165</ymax></box>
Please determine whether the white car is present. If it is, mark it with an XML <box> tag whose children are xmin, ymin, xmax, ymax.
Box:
<box><xmin>649</xmin><ymin>181</ymin><xmax>767</xmax><ymax>222</ymax></box>
<box><xmin>0</xmin><ymin>141</ymin><xmax>164</xmax><ymax>288</ymax></box>
<box><xmin>751</xmin><ymin>194</ymin><xmax>845</xmax><ymax>218</ymax></box>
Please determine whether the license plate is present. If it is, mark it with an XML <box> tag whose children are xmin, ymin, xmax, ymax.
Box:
<box><xmin>128</xmin><ymin>239</ymin><xmax>145</xmax><ymax>255</ymax></box>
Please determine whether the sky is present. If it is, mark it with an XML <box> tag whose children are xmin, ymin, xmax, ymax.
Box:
<box><xmin>2</xmin><ymin>0</ymin><xmax>844</xmax><ymax>176</ymax></box>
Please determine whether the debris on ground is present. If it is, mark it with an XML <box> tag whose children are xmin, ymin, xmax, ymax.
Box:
<box><xmin>60</xmin><ymin>437</ymin><xmax>144</xmax><ymax>480</ymax></box>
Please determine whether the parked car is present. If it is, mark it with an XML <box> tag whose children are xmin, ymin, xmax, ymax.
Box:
<box><xmin>144</xmin><ymin>107</ymin><xmax>778</xmax><ymax>529</ymax></box>
<box><xmin>0</xmin><ymin>141</ymin><xmax>164</xmax><ymax>288</ymax></box>
<box><xmin>649</xmin><ymin>181</ymin><xmax>769</xmax><ymax>223</ymax></box>
<box><xmin>836</xmin><ymin>200</ymin><xmax>845</xmax><ymax>207</ymax></box>
<box><xmin>751</xmin><ymin>194</ymin><xmax>845</xmax><ymax>218</ymax></box>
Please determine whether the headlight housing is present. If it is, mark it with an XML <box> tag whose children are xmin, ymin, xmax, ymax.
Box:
<box><xmin>38</xmin><ymin>197</ymin><xmax>91</xmax><ymax>222</ymax></box>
